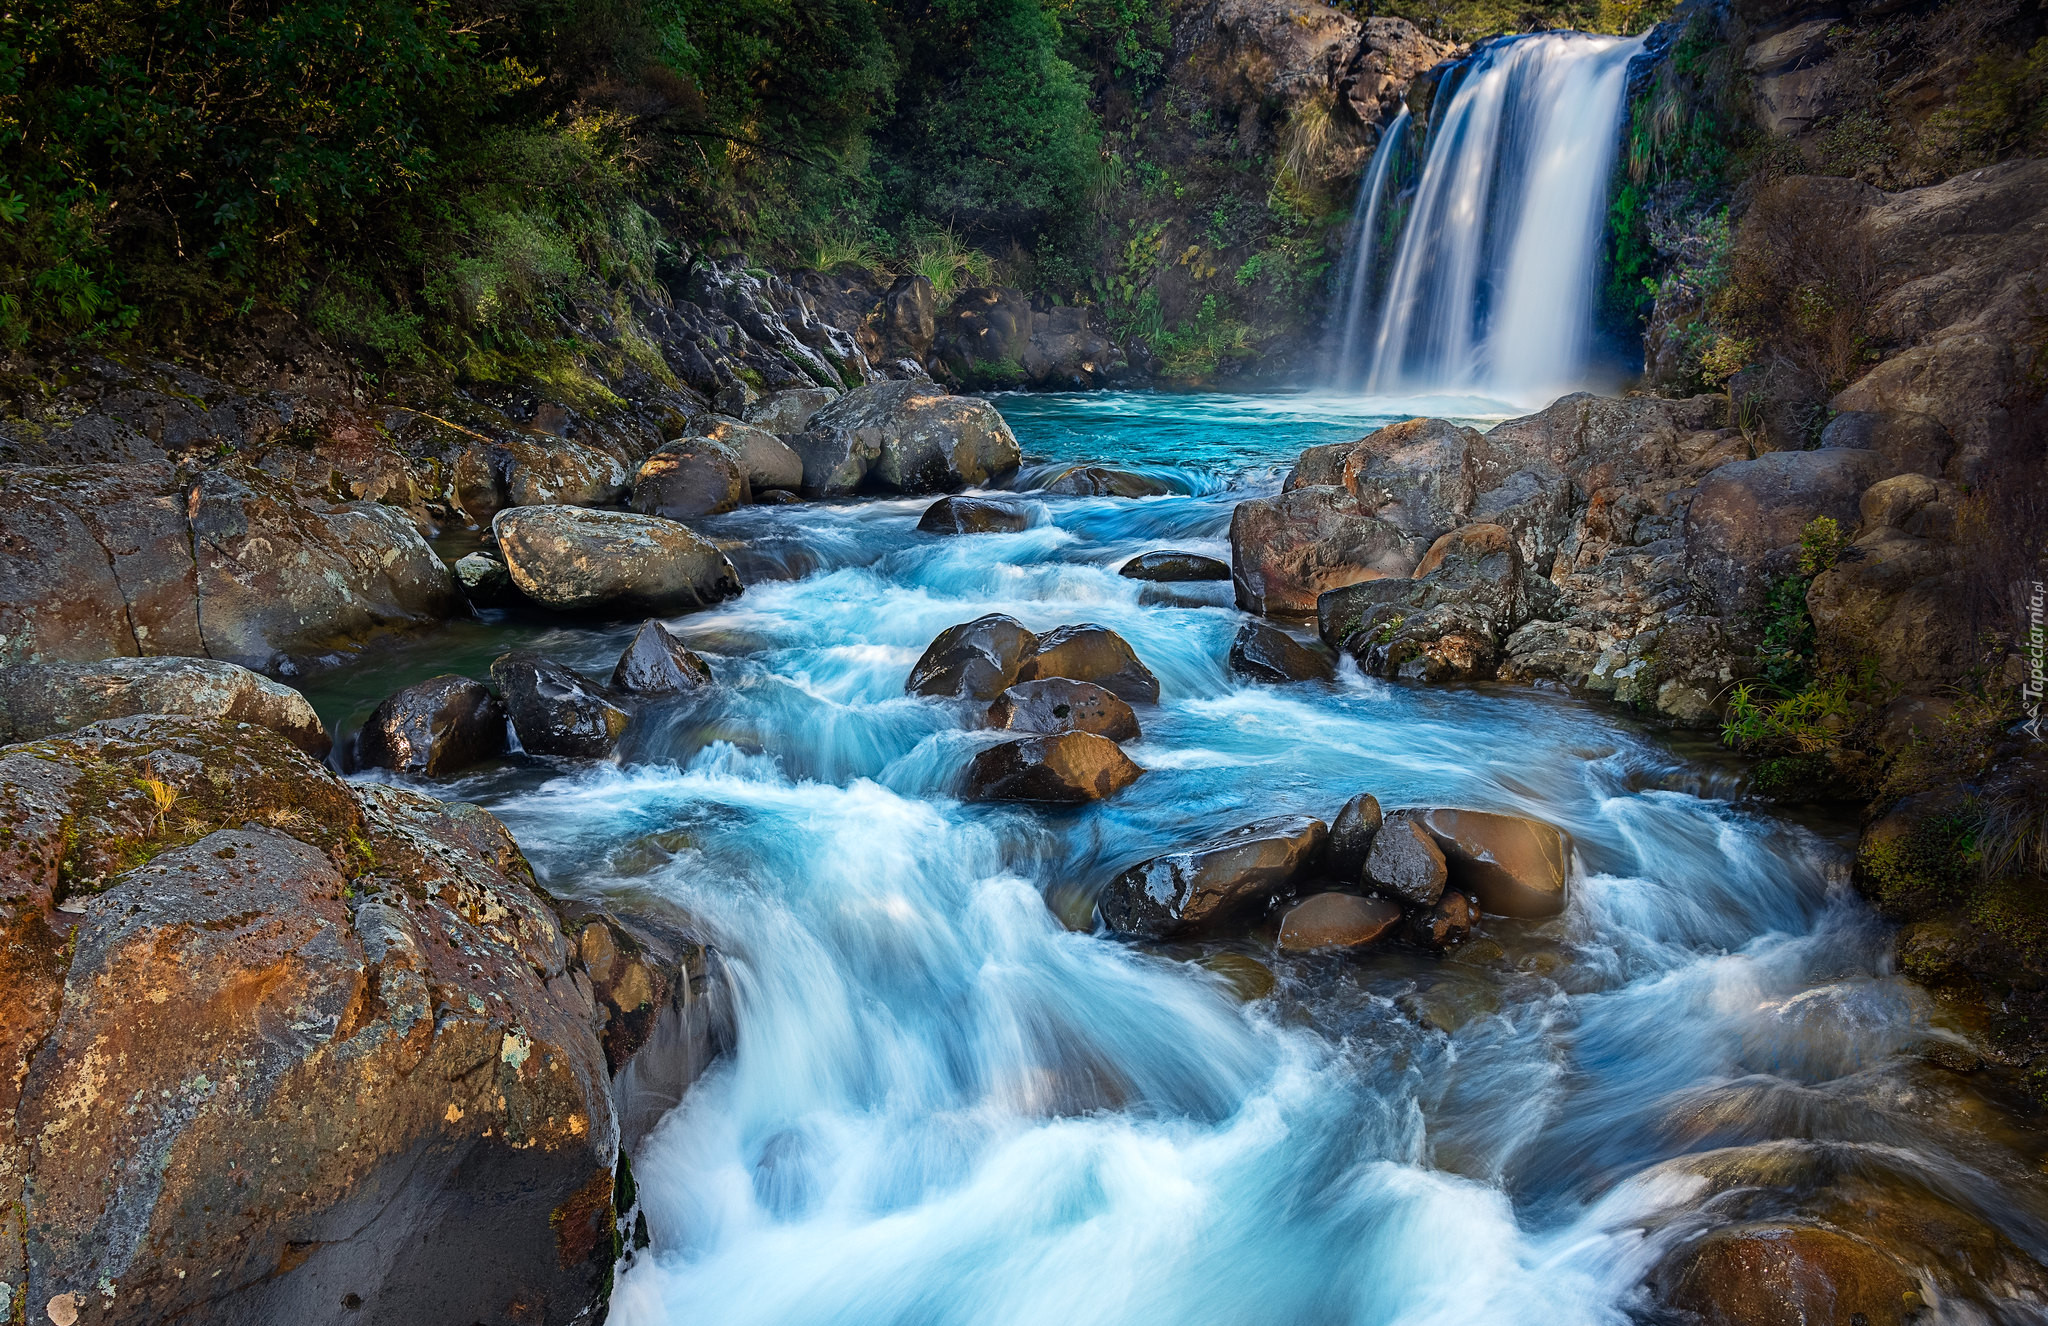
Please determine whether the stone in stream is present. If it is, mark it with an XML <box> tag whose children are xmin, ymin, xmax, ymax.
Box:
<box><xmin>962</xmin><ymin>731</ymin><xmax>1143</xmax><ymax>804</ymax></box>
<box><xmin>1419</xmin><ymin>808</ymin><xmax>1569</xmax><ymax>918</ymax></box>
<box><xmin>494</xmin><ymin>505</ymin><xmax>741</xmax><ymax>615</ymax></box>
<box><xmin>792</xmin><ymin>380</ymin><xmax>1021</xmax><ymax>497</ymax></box>
<box><xmin>744</xmin><ymin>386</ymin><xmax>840</xmax><ymax>436</ymax></box>
<box><xmin>355</xmin><ymin>674</ymin><xmax>507</xmax><ymax>776</ymax></box>
<box><xmin>631</xmin><ymin>436</ymin><xmax>751</xmax><ymax>518</ymax></box>
<box><xmin>1228</xmin><ymin>485</ymin><xmax>1416</xmax><ymax>616</ymax></box>
<box><xmin>1228</xmin><ymin>620</ymin><xmax>1336</xmax><ymax>683</ymax></box>
<box><xmin>986</xmin><ymin>678</ymin><xmax>1140</xmax><ymax>742</ymax></box>
<box><xmin>1041</xmin><ymin>465</ymin><xmax>1173</xmax><ymax>497</ymax></box>
<box><xmin>491</xmin><ymin>652</ymin><xmax>630</xmax><ymax>758</ymax></box>
<box><xmin>1014</xmin><ymin>624</ymin><xmax>1161</xmax><ymax>704</ymax></box>
<box><xmin>1364</xmin><ymin>811</ymin><xmax>1448</xmax><ymax>907</ymax></box>
<box><xmin>907</xmin><ymin>613</ymin><xmax>1040</xmax><ymax>701</ymax></box>
<box><xmin>1198</xmin><ymin>952</ymin><xmax>1276</xmax><ymax>1001</ymax></box>
<box><xmin>1120</xmin><ymin>551</ymin><xmax>1231</xmax><ymax>582</ymax></box>
<box><xmin>1326</xmin><ymin>793</ymin><xmax>1384</xmax><ymax>885</ymax></box>
<box><xmin>1653</xmin><ymin>1223</ymin><xmax>1923</xmax><ymax>1326</ymax></box>
<box><xmin>704</xmin><ymin>416</ymin><xmax>806</xmax><ymax>492</ymax></box>
<box><xmin>456</xmin><ymin>549</ymin><xmax>516</xmax><ymax>606</ymax></box>
<box><xmin>1410</xmin><ymin>890</ymin><xmax>1478</xmax><ymax>951</ymax></box>
<box><xmin>0</xmin><ymin>656</ymin><xmax>330</xmax><ymax>757</ymax></box>
<box><xmin>1277</xmin><ymin>892</ymin><xmax>1403</xmax><ymax>952</ymax></box>
<box><xmin>917</xmin><ymin>495</ymin><xmax>1030</xmax><ymax>535</ymax></box>
<box><xmin>611</xmin><ymin>620</ymin><xmax>715</xmax><ymax>695</ymax></box>
<box><xmin>1099</xmin><ymin>815</ymin><xmax>1329</xmax><ymax>940</ymax></box>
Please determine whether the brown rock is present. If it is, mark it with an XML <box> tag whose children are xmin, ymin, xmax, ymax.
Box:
<box><xmin>1278</xmin><ymin>892</ymin><xmax>1402</xmax><ymax>951</ymax></box>
<box><xmin>632</xmin><ymin>437</ymin><xmax>751</xmax><ymax>518</ymax></box>
<box><xmin>1420</xmin><ymin>808</ymin><xmax>1570</xmax><ymax>918</ymax></box>
<box><xmin>1364</xmin><ymin>812</ymin><xmax>1447</xmax><ymax>907</ymax></box>
<box><xmin>1120</xmin><ymin>551</ymin><xmax>1231</xmax><ymax>582</ymax></box>
<box><xmin>1229</xmin><ymin>485</ymin><xmax>1415</xmax><ymax>616</ymax></box>
<box><xmin>1041</xmin><ymin>465</ymin><xmax>1173</xmax><ymax>498</ymax></box>
<box><xmin>356</xmin><ymin>674</ymin><xmax>506</xmax><ymax>776</ymax></box>
<box><xmin>918</xmin><ymin>495</ymin><xmax>1031</xmax><ymax>534</ymax></box>
<box><xmin>494</xmin><ymin>505</ymin><xmax>742</xmax><ymax>616</ymax></box>
<box><xmin>1228</xmin><ymin>620</ymin><xmax>1336</xmax><ymax>683</ymax></box>
<box><xmin>963</xmin><ymin>731</ymin><xmax>1143</xmax><ymax>804</ymax></box>
<box><xmin>987</xmin><ymin>678</ymin><xmax>1141</xmax><ymax>741</ymax></box>
<box><xmin>491</xmin><ymin>652</ymin><xmax>629</xmax><ymax>759</ymax></box>
<box><xmin>1327</xmin><ymin>792</ymin><xmax>1383</xmax><ymax>883</ymax></box>
<box><xmin>793</xmin><ymin>380</ymin><xmax>1021</xmax><ymax>497</ymax></box>
<box><xmin>907</xmin><ymin>614</ymin><xmax>1040</xmax><ymax>701</ymax></box>
<box><xmin>501</xmin><ymin>436</ymin><xmax>631</xmax><ymax>508</ymax></box>
<box><xmin>1411</xmin><ymin>890</ymin><xmax>1478</xmax><ymax>950</ymax></box>
<box><xmin>1685</xmin><ymin>449</ymin><xmax>1886</xmax><ymax>618</ymax></box>
<box><xmin>612</xmin><ymin>620</ymin><xmax>715</xmax><ymax>695</ymax></box>
<box><xmin>1015</xmin><ymin>624</ymin><xmax>1161</xmax><ymax>703</ymax></box>
<box><xmin>0</xmin><ymin>657</ymin><xmax>329</xmax><ymax>757</ymax></box>
<box><xmin>1655</xmin><ymin>1223</ymin><xmax>1922</xmax><ymax>1326</ymax></box>
<box><xmin>1099</xmin><ymin>816</ymin><xmax>1329</xmax><ymax>939</ymax></box>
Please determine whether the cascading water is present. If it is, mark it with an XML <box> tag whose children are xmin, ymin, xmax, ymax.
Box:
<box><xmin>1333</xmin><ymin>33</ymin><xmax>1642</xmax><ymax>404</ymax></box>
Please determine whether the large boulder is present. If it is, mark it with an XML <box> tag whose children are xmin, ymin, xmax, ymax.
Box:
<box><xmin>1014</xmin><ymin>624</ymin><xmax>1162</xmax><ymax>704</ymax></box>
<box><xmin>932</xmin><ymin>289</ymin><xmax>1124</xmax><ymax>389</ymax></box>
<box><xmin>917</xmin><ymin>495</ymin><xmax>1030</xmax><ymax>535</ymax></box>
<box><xmin>1420</xmin><ymin>808</ymin><xmax>1570</xmax><ymax>918</ymax></box>
<box><xmin>1099</xmin><ymin>816</ymin><xmax>1329</xmax><ymax>940</ymax></box>
<box><xmin>1363</xmin><ymin>811</ymin><xmax>1447</xmax><ymax>907</ymax></box>
<box><xmin>1317</xmin><ymin>522</ymin><xmax>1540</xmax><ymax>682</ymax></box>
<box><xmin>491</xmin><ymin>652</ymin><xmax>630</xmax><ymax>758</ymax></box>
<box><xmin>1120</xmin><ymin>551</ymin><xmax>1231</xmax><ymax>582</ymax></box>
<box><xmin>354</xmin><ymin>674</ymin><xmax>507</xmax><ymax>776</ymax></box>
<box><xmin>1818</xmin><ymin>410</ymin><xmax>1954</xmax><ymax>479</ymax></box>
<box><xmin>1653</xmin><ymin>1223</ymin><xmax>1922</xmax><ymax>1326</ymax></box>
<box><xmin>792</xmin><ymin>381</ymin><xmax>1020</xmax><ymax>497</ymax></box>
<box><xmin>0</xmin><ymin>657</ymin><xmax>328</xmax><ymax>756</ymax></box>
<box><xmin>1685</xmin><ymin>448</ymin><xmax>1886</xmax><ymax>618</ymax></box>
<box><xmin>1805</xmin><ymin>474</ymin><xmax>1967</xmax><ymax>691</ymax></box>
<box><xmin>1229</xmin><ymin>485</ymin><xmax>1415</xmax><ymax>616</ymax></box>
<box><xmin>704</xmin><ymin>417</ymin><xmax>806</xmax><ymax>493</ymax></box>
<box><xmin>1228</xmin><ymin>620</ymin><xmax>1335</xmax><ymax>683</ymax></box>
<box><xmin>962</xmin><ymin>731</ymin><xmax>1143</xmax><ymax>804</ymax></box>
<box><xmin>986</xmin><ymin>679</ymin><xmax>1141</xmax><ymax>742</ymax></box>
<box><xmin>1</xmin><ymin>717</ymin><xmax>617</xmax><ymax>1326</ymax></box>
<box><xmin>743</xmin><ymin>388</ymin><xmax>840</xmax><ymax>437</ymax></box>
<box><xmin>631</xmin><ymin>437</ymin><xmax>750</xmax><ymax>518</ymax></box>
<box><xmin>494</xmin><ymin>506</ymin><xmax>741</xmax><ymax>615</ymax></box>
<box><xmin>1277</xmin><ymin>892</ymin><xmax>1402</xmax><ymax>952</ymax></box>
<box><xmin>611</xmin><ymin>620</ymin><xmax>715</xmax><ymax>695</ymax></box>
<box><xmin>448</xmin><ymin>435</ymin><xmax>630</xmax><ymax>521</ymax></box>
<box><xmin>906</xmin><ymin>614</ymin><xmax>1040</xmax><ymax>701</ymax></box>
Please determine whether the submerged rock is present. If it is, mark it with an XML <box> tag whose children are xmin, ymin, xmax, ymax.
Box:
<box><xmin>1364</xmin><ymin>812</ymin><xmax>1448</xmax><ymax>907</ymax></box>
<box><xmin>1099</xmin><ymin>815</ymin><xmax>1329</xmax><ymax>940</ymax></box>
<box><xmin>1041</xmin><ymin>465</ymin><xmax>1173</xmax><ymax>497</ymax></box>
<box><xmin>963</xmin><ymin>731</ymin><xmax>1143</xmax><ymax>803</ymax></box>
<box><xmin>1278</xmin><ymin>892</ymin><xmax>1402</xmax><ymax>952</ymax></box>
<box><xmin>1326</xmin><ymin>793</ymin><xmax>1384</xmax><ymax>884</ymax></box>
<box><xmin>908</xmin><ymin>613</ymin><xmax>1040</xmax><ymax>701</ymax></box>
<box><xmin>1120</xmin><ymin>551</ymin><xmax>1231</xmax><ymax>582</ymax></box>
<box><xmin>494</xmin><ymin>505</ymin><xmax>741</xmax><ymax>616</ymax></box>
<box><xmin>917</xmin><ymin>495</ymin><xmax>1030</xmax><ymax>535</ymax></box>
<box><xmin>355</xmin><ymin>674</ymin><xmax>507</xmax><ymax>776</ymax></box>
<box><xmin>632</xmin><ymin>436</ymin><xmax>751</xmax><ymax>518</ymax></box>
<box><xmin>491</xmin><ymin>652</ymin><xmax>630</xmax><ymax>758</ymax></box>
<box><xmin>1228</xmin><ymin>620</ymin><xmax>1336</xmax><ymax>683</ymax></box>
<box><xmin>1014</xmin><ymin>624</ymin><xmax>1161</xmax><ymax>704</ymax></box>
<box><xmin>986</xmin><ymin>678</ymin><xmax>1140</xmax><ymax>742</ymax></box>
<box><xmin>611</xmin><ymin>620</ymin><xmax>715</xmax><ymax>695</ymax></box>
<box><xmin>1199</xmin><ymin>952</ymin><xmax>1277</xmax><ymax>1001</ymax></box>
<box><xmin>1420</xmin><ymin>808</ymin><xmax>1570</xmax><ymax>918</ymax></box>
<box><xmin>0</xmin><ymin>656</ymin><xmax>329</xmax><ymax>756</ymax></box>
<box><xmin>1653</xmin><ymin>1223</ymin><xmax>1922</xmax><ymax>1326</ymax></box>
<box><xmin>1410</xmin><ymin>890</ymin><xmax>1478</xmax><ymax>950</ymax></box>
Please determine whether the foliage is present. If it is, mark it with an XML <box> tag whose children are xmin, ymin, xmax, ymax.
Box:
<box><xmin>905</xmin><ymin>225</ymin><xmax>996</xmax><ymax>303</ymax></box>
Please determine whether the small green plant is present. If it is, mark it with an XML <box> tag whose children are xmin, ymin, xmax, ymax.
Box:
<box><xmin>906</xmin><ymin>226</ymin><xmax>994</xmax><ymax>303</ymax></box>
<box><xmin>809</xmin><ymin>230</ymin><xmax>884</xmax><ymax>275</ymax></box>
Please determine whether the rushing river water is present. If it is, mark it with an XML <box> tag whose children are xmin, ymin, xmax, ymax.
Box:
<box><xmin>311</xmin><ymin>392</ymin><xmax>2048</xmax><ymax>1325</ymax></box>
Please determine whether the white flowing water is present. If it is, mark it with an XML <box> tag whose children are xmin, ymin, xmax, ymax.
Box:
<box><xmin>313</xmin><ymin>394</ymin><xmax>2048</xmax><ymax>1326</ymax></box>
<box><xmin>1338</xmin><ymin>33</ymin><xmax>1641</xmax><ymax>405</ymax></box>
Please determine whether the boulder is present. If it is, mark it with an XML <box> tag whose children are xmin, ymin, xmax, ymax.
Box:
<box><xmin>986</xmin><ymin>678</ymin><xmax>1141</xmax><ymax>742</ymax></box>
<box><xmin>1041</xmin><ymin>465</ymin><xmax>1173</xmax><ymax>498</ymax></box>
<box><xmin>500</xmin><ymin>436</ymin><xmax>631</xmax><ymax>509</ymax></box>
<box><xmin>793</xmin><ymin>381</ymin><xmax>1020</xmax><ymax>497</ymax></box>
<box><xmin>1653</xmin><ymin>1223</ymin><xmax>1922</xmax><ymax>1326</ymax></box>
<box><xmin>0</xmin><ymin>657</ymin><xmax>328</xmax><ymax>756</ymax></box>
<box><xmin>631</xmin><ymin>437</ymin><xmax>750</xmax><ymax>518</ymax></box>
<box><xmin>494</xmin><ymin>506</ymin><xmax>741</xmax><ymax>616</ymax></box>
<box><xmin>1229</xmin><ymin>485</ymin><xmax>1415</xmax><ymax>616</ymax></box>
<box><xmin>931</xmin><ymin>290</ymin><xmax>1124</xmax><ymax>389</ymax></box>
<box><xmin>1014</xmin><ymin>624</ymin><xmax>1161</xmax><ymax>704</ymax></box>
<box><xmin>1318</xmin><ymin>522</ymin><xmax>1537</xmax><ymax>682</ymax></box>
<box><xmin>491</xmin><ymin>652</ymin><xmax>630</xmax><ymax>758</ymax></box>
<box><xmin>743</xmin><ymin>387</ymin><xmax>840</xmax><ymax>437</ymax></box>
<box><xmin>355</xmin><ymin>674</ymin><xmax>506</xmax><ymax>776</ymax></box>
<box><xmin>456</xmin><ymin>550</ymin><xmax>516</xmax><ymax>607</ymax></box>
<box><xmin>611</xmin><ymin>620</ymin><xmax>715</xmax><ymax>695</ymax></box>
<box><xmin>1685</xmin><ymin>448</ymin><xmax>1886</xmax><ymax>618</ymax></box>
<box><xmin>962</xmin><ymin>731</ymin><xmax>1143</xmax><ymax>804</ymax></box>
<box><xmin>704</xmin><ymin>417</ymin><xmax>806</xmax><ymax>492</ymax></box>
<box><xmin>1420</xmin><ymin>808</ymin><xmax>1570</xmax><ymax>918</ymax></box>
<box><xmin>1</xmin><ymin>717</ymin><xmax>617</xmax><ymax>1326</ymax></box>
<box><xmin>1410</xmin><ymin>890</ymin><xmax>1478</xmax><ymax>950</ymax></box>
<box><xmin>1120</xmin><ymin>551</ymin><xmax>1231</xmax><ymax>582</ymax></box>
<box><xmin>1228</xmin><ymin>620</ymin><xmax>1336</xmax><ymax>683</ymax></box>
<box><xmin>907</xmin><ymin>614</ymin><xmax>1040</xmax><ymax>701</ymax></box>
<box><xmin>1819</xmin><ymin>410</ymin><xmax>1954</xmax><ymax>479</ymax></box>
<box><xmin>1099</xmin><ymin>816</ymin><xmax>1329</xmax><ymax>940</ymax></box>
<box><xmin>1364</xmin><ymin>811</ymin><xmax>1447</xmax><ymax>907</ymax></box>
<box><xmin>1277</xmin><ymin>892</ymin><xmax>1402</xmax><ymax>952</ymax></box>
<box><xmin>1327</xmin><ymin>792</ymin><xmax>1383</xmax><ymax>883</ymax></box>
<box><xmin>917</xmin><ymin>495</ymin><xmax>1031</xmax><ymax>535</ymax></box>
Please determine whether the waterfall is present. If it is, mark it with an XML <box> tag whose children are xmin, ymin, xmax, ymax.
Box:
<box><xmin>1335</xmin><ymin>32</ymin><xmax>1643</xmax><ymax>404</ymax></box>
<box><xmin>1328</xmin><ymin>107</ymin><xmax>1410</xmax><ymax>383</ymax></box>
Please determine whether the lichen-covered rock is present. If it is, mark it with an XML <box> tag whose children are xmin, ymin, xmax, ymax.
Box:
<box><xmin>1228</xmin><ymin>620</ymin><xmax>1335</xmax><ymax>683</ymax></box>
<box><xmin>1229</xmin><ymin>485</ymin><xmax>1415</xmax><ymax>616</ymax></box>
<box><xmin>0</xmin><ymin>656</ymin><xmax>328</xmax><ymax>756</ymax></box>
<box><xmin>1277</xmin><ymin>892</ymin><xmax>1401</xmax><ymax>952</ymax></box>
<box><xmin>743</xmin><ymin>387</ymin><xmax>840</xmax><ymax>437</ymax></box>
<box><xmin>703</xmin><ymin>417</ymin><xmax>806</xmax><ymax>492</ymax></box>
<box><xmin>917</xmin><ymin>495</ymin><xmax>1030</xmax><ymax>535</ymax></box>
<box><xmin>612</xmin><ymin>620</ymin><xmax>715</xmax><ymax>695</ymax></box>
<box><xmin>449</xmin><ymin>435</ymin><xmax>630</xmax><ymax>520</ymax></box>
<box><xmin>1318</xmin><ymin>522</ymin><xmax>1541</xmax><ymax>682</ymax></box>
<box><xmin>963</xmin><ymin>731</ymin><xmax>1143</xmax><ymax>804</ymax></box>
<box><xmin>793</xmin><ymin>380</ymin><xmax>1020</xmax><ymax>497</ymax></box>
<box><xmin>631</xmin><ymin>436</ymin><xmax>751</xmax><ymax>518</ymax></box>
<box><xmin>1099</xmin><ymin>815</ymin><xmax>1329</xmax><ymax>940</ymax></box>
<box><xmin>491</xmin><ymin>652</ymin><xmax>630</xmax><ymax>758</ymax></box>
<box><xmin>986</xmin><ymin>678</ymin><xmax>1141</xmax><ymax>742</ymax></box>
<box><xmin>1014</xmin><ymin>624</ymin><xmax>1162</xmax><ymax>704</ymax></box>
<box><xmin>0</xmin><ymin>716</ymin><xmax>617</xmax><ymax>1326</ymax></box>
<box><xmin>1120</xmin><ymin>551</ymin><xmax>1231</xmax><ymax>582</ymax></box>
<box><xmin>456</xmin><ymin>550</ymin><xmax>516</xmax><ymax>606</ymax></box>
<box><xmin>907</xmin><ymin>614</ymin><xmax>1040</xmax><ymax>701</ymax></box>
<box><xmin>354</xmin><ymin>674</ymin><xmax>507</xmax><ymax>776</ymax></box>
<box><xmin>1364</xmin><ymin>811</ymin><xmax>1447</xmax><ymax>907</ymax></box>
<box><xmin>494</xmin><ymin>505</ymin><xmax>741</xmax><ymax>615</ymax></box>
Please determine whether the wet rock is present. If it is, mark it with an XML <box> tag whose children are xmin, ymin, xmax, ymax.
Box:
<box><xmin>1199</xmin><ymin>952</ymin><xmax>1277</xmax><ymax>1001</ymax></box>
<box><xmin>744</xmin><ymin>387</ymin><xmax>840</xmax><ymax>437</ymax></box>
<box><xmin>1099</xmin><ymin>815</ymin><xmax>1329</xmax><ymax>940</ymax></box>
<box><xmin>1410</xmin><ymin>890</ymin><xmax>1478</xmax><ymax>950</ymax></box>
<box><xmin>0</xmin><ymin>657</ymin><xmax>329</xmax><ymax>757</ymax></box>
<box><xmin>355</xmin><ymin>674</ymin><xmax>507</xmax><ymax>776</ymax></box>
<box><xmin>963</xmin><ymin>731</ymin><xmax>1143</xmax><ymax>804</ymax></box>
<box><xmin>1014</xmin><ymin>624</ymin><xmax>1161</xmax><ymax>704</ymax></box>
<box><xmin>2</xmin><ymin>717</ymin><xmax>617</xmax><ymax>1326</ymax></box>
<box><xmin>1228</xmin><ymin>620</ymin><xmax>1336</xmax><ymax>683</ymax></box>
<box><xmin>1685</xmin><ymin>448</ymin><xmax>1886</xmax><ymax>618</ymax></box>
<box><xmin>494</xmin><ymin>505</ymin><xmax>742</xmax><ymax>616</ymax></box>
<box><xmin>1318</xmin><ymin>522</ymin><xmax>1538</xmax><ymax>682</ymax></box>
<box><xmin>1653</xmin><ymin>1223</ymin><xmax>1922</xmax><ymax>1326</ymax></box>
<box><xmin>1120</xmin><ymin>551</ymin><xmax>1231</xmax><ymax>582</ymax></box>
<box><xmin>491</xmin><ymin>652</ymin><xmax>630</xmax><ymax>758</ymax></box>
<box><xmin>1041</xmin><ymin>465</ymin><xmax>1173</xmax><ymax>498</ymax></box>
<box><xmin>1364</xmin><ymin>811</ymin><xmax>1448</xmax><ymax>907</ymax></box>
<box><xmin>456</xmin><ymin>549</ymin><xmax>516</xmax><ymax>607</ymax></box>
<box><xmin>754</xmin><ymin>487</ymin><xmax>804</xmax><ymax>506</ymax></box>
<box><xmin>917</xmin><ymin>495</ymin><xmax>1030</xmax><ymax>535</ymax></box>
<box><xmin>631</xmin><ymin>436</ymin><xmax>750</xmax><ymax>518</ymax></box>
<box><xmin>986</xmin><ymin>678</ymin><xmax>1140</xmax><ymax>742</ymax></box>
<box><xmin>704</xmin><ymin>416</ymin><xmax>805</xmax><ymax>492</ymax></box>
<box><xmin>1278</xmin><ymin>892</ymin><xmax>1402</xmax><ymax>952</ymax></box>
<box><xmin>1420</xmin><ymin>808</ymin><xmax>1570</xmax><ymax>919</ymax></box>
<box><xmin>1229</xmin><ymin>485</ymin><xmax>1415</xmax><ymax>616</ymax></box>
<box><xmin>907</xmin><ymin>614</ymin><xmax>1040</xmax><ymax>701</ymax></box>
<box><xmin>1327</xmin><ymin>792</ymin><xmax>1383</xmax><ymax>883</ymax></box>
<box><xmin>611</xmin><ymin>620</ymin><xmax>714</xmax><ymax>696</ymax></box>
<box><xmin>793</xmin><ymin>381</ymin><xmax>1020</xmax><ymax>497</ymax></box>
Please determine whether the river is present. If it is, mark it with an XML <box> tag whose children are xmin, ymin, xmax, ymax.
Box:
<box><xmin>310</xmin><ymin>391</ymin><xmax>2048</xmax><ymax>1326</ymax></box>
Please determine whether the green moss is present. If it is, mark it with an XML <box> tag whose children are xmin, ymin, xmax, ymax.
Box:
<box><xmin>1858</xmin><ymin>808</ymin><xmax>1979</xmax><ymax>916</ymax></box>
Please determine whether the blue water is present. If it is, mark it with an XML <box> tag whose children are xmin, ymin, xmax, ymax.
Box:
<box><xmin>317</xmin><ymin>391</ymin><xmax>2047</xmax><ymax>1325</ymax></box>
